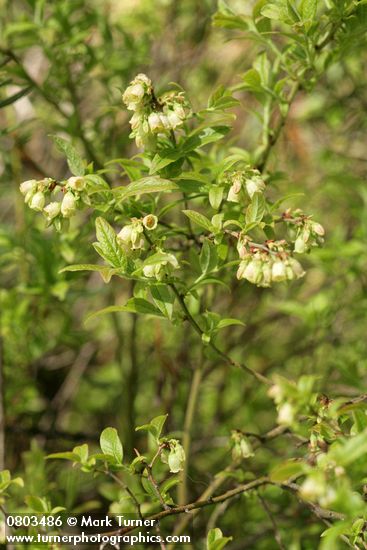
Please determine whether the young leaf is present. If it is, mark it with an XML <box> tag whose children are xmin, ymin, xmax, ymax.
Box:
<box><xmin>200</xmin><ymin>240</ymin><xmax>218</xmax><ymax>274</ymax></box>
<box><xmin>151</xmin><ymin>284</ymin><xmax>175</xmax><ymax>320</ymax></box>
<box><xmin>85</xmin><ymin>299</ymin><xmax>164</xmax><ymax>323</ymax></box>
<box><xmin>46</xmin><ymin>452</ymin><xmax>81</xmax><ymax>461</ymax></box>
<box><xmin>245</xmin><ymin>192</ymin><xmax>266</xmax><ymax>224</ymax></box>
<box><xmin>183</xmin><ymin>210</ymin><xmax>214</xmax><ymax>232</ymax></box>
<box><xmin>94</xmin><ymin>217</ymin><xmax>129</xmax><ymax>270</ymax></box>
<box><xmin>136</xmin><ymin>414</ymin><xmax>168</xmax><ymax>441</ymax></box>
<box><xmin>115</xmin><ymin>176</ymin><xmax>178</xmax><ymax>200</ymax></box>
<box><xmin>51</xmin><ymin>135</ymin><xmax>85</xmax><ymax>176</ymax></box>
<box><xmin>24</xmin><ymin>496</ymin><xmax>48</xmax><ymax>513</ymax></box>
<box><xmin>300</xmin><ymin>0</ymin><xmax>317</xmax><ymax>21</ymax></box>
<box><xmin>207</xmin><ymin>528</ymin><xmax>232</xmax><ymax>550</ymax></box>
<box><xmin>270</xmin><ymin>460</ymin><xmax>306</xmax><ymax>482</ymax></box>
<box><xmin>100</xmin><ymin>427</ymin><xmax>123</xmax><ymax>464</ymax></box>
<box><xmin>209</xmin><ymin>187</ymin><xmax>224</xmax><ymax>210</ymax></box>
<box><xmin>60</xmin><ymin>264</ymin><xmax>120</xmax><ymax>283</ymax></box>
<box><xmin>216</xmin><ymin>318</ymin><xmax>245</xmax><ymax>330</ymax></box>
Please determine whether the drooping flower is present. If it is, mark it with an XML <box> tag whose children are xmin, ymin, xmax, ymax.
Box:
<box><xmin>44</xmin><ymin>202</ymin><xmax>61</xmax><ymax>220</ymax></box>
<box><xmin>66</xmin><ymin>176</ymin><xmax>86</xmax><ymax>192</ymax></box>
<box><xmin>29</xmin><ymin>191</ymin><xmax>45</xmax><ymax>211</ymax></box>
<box><xmin>61</xmin><ymin>192</ymin><xmax>77</xmax><ymax>218</ymax></box>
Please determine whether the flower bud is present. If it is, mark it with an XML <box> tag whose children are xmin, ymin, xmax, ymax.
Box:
<box><xmin>231</xmin><ymin>431</ymin><xmax>254</xmax><ymax>460</ymax></box>
<box><xmin>286</xmin><ymin>265</ymin><xmax>295</xmax><ymax>281</ymax></box>
<box><xmin>142</xmin><ymin>264</ymin><xmax>157</xmax><ymax>278</ymax></box>
<box><xmin>227</xmin><ymin>185</ymin><xmax>240</xmax><ymax>203</ymax></box>
<box><xmin>311</xmin><ymin>222</ymin><xmax>325</xmax><ymax>236</ymax></box>
<box><xmin>271</xmin><ymin>260</ymin><xmax>287</xmax><ymax>282</ymax></box>
<box><xmin>244</xmin><ymin>260</ymin><xmax>263</xmax><ymax>285</ymax></box>
<box><xmin>245</xmin><ymin>175</ymin><xmax>265</xmax><ymax>198</ymax></box>
<box><xmin>29</xmin><ymin>191</ymin><xmax>45</xmax><ymax>211</ymax></box>
<box><xmin>294</xmin><ymin>236</ymin><xmax>307</xmax><ymax>254</ymax></box>
<box><xmin>166</xmin><ymin>109</ymin><xmax>182</xmax><ymax>129</ymax></box>
<box><xmin>117</xmin><ymin>225</ymin><xmax>133</xmax><ymax>244</ymax></box>
<box><xmin>135</xmin><ymin>73</ymin><xmax>151</xmax><ymax>86</ymax></box>
<box><xmin>236</xmin><ymin>259</ymin><xmax>249</xmax><ymax>280</ymax></box>
<box><xmin>122</xmin><ymin>83</ymin><xmax>145</xmax><ymax>110</ymax></box>
<box><xmin>44</xmin><ymin>202</ymin><xmax>61</xmax><ymax>220</ymax></box>
<box><xmin>67</xmin><ymin>176</ymin><xmax>86</xmax><ymax>192</ymax></box>
<box><xmin>288</xmin><ymin>258</ymin><xmax>305</xmax><ymax>279</ymax></box>
<box><xmin>227</xmin><ymin>175</ymin><xmax>243</xmax><ymax>203</ymax></box>
<box><xmin>268</xmin><ymin>383</ymin><xmax>283</xmax><ymax>403</ymax></box>
<box><xmin>261</xmin><ymin>262</ymin><xmax>272</xmax><ymax>287</ymax></box>
<box><xmin>300</xmin><ymin>475</ymin><xmax>325</xmax><ymax>500</ymax></box>
<box><xmin>173</xmin><ymin>104</ymin><xmax>186</xmax><ymax>119</ymax></box>
<box><xmin>167</xmin><ymin>440</ymin><xmax>185</xmax><ymax>473</ymax></box>
<box><xmin>61</xmin><ymin>191</ymin><xmax>77</xmax><ymax>218</ymax></box>
<box><xmin>20</xmin><ymin>179</ymin><xmax>37</xmax><ymax>197</ymax></box>
<box><xmin>148</xmin><ymin>112</ymin><xmax>169</xmax><ymax>133</ymax></box>
<box><xmin>277</xmin><ymin>403</ymin><xmax>295</xmax><ymax>425</ymax></box>
<box><xmin>130</xmin><ymin>226</ymin><xmax>144</xmax><ymax>249</ymax></box>
<box><xmin>143</xmin><ymin>214</ymin><xmax>158</xmax><ymax>230</ymax></box>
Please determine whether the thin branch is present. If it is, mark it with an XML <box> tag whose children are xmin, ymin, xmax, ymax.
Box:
<box><xmin>98</xmin><ymin>469</ymin><xmax>143</xmax><ymax>522</ymax></box>
<box><xmin>258</xmin><ymin>494</ymin><xmax>286</xmax><ymax>550</ymax></box>
<box><xmin>169</xmin><ymin>283</ymin><xmax>271</xmax><ymax>385</ymax></box>
<box><xmin>103</xmin><ymin>477</ymin><xmax>269</xmax><ymax>537</ymax></box>
<box><xmin>144</xmin><ymin>459</ymin><xmax>170</xmax><ymax>512</ymax></box>
<box><xmin>178</xmin><ymin>360</ymin><xmax>204</xmax><ymax>505</ymax></box>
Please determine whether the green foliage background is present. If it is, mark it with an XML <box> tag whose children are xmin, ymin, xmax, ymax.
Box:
<box><xmin>1</xmin><ymin>0</ymin><xmax>367</xmax><ymax>548</ymax></box>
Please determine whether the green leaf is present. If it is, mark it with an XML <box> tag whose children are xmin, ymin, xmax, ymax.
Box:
<box><xmin>208</xmin><ymin>85</ymin><xmax>239</xmax><ymax>110</ymax></box>
<box><xmin>300</xmin><ymin>0</ymin><xmax>317</xmax><ymax>21</ymax></box>
<box><xmin>216</xmin><ymin>318</ymin><xmax>245</xmax><ymax>330</ymax></box>
<box><xmin>73</xmin><ymin>444</ymin><xmax>89</xmax><ymax>464</ymax></box>
<box><xmin>261</xmin><ymin>2</ymin><xmax>287</xmax><ymax>21</ymax></box>
<box><xmin>24</xmin><ymin>496</ymin><xmax>48</xmax><ymax>513</ymax></box>
<box><xmin>46</xmin><ymin>452</ymin><xmax>81</xmax><ymax>461</ymax></box>
<box><xmin>245</xmin><ymin>192</ymin><xmax>266</xmax><ymax>224</ymax></box>
<box><xmin>85</xmin><ymin>299</ymin><xmax>164</xmax><ymax>323</ymax></box>
<box><xmin>320</xmin><ymin>522</ymin><xmax>352</xmax><ymax>550</ymax></box>
<box><xmin>209</xmin><ymin>187</ymin><xmax>224</xmax><ymax>210</ymax></box>
<box><xmin>94</xmin><ymin>217</ymin><xmax>129</xmax><ymax>270</ymax></box>
<box><xmin>136</xmin><ymin>414</ymin><xmax>168</xmax><ymax>441</ymax></box>
<box><xmin>100</xmin><ymin>427</ymin><xmax>123</xmax><ymax>464</ymax></box>
<box><xmin>60</xmin><ymin>264</ymin><xmax>120</xmax><ymax>283</ymax></box>
<box><xmin>51</xmin><ymin>135</ymin><xmax>85</xmax><ymax>176</ymax></box>
<box><xmin>207</xmin><ymin>528</ymin><xmax>232</xmax><ymax>550</ymax></box>
<box><xmin>151</xmin><ymin>284</ymin><xmax>175</xmax><ymax>320</ymax></box>
<box><xmin>200</xmin><ymin>240</ymin><xmax>218</xmax><ymax>274</ymax></box>
<box><xmin>240</xmin><ymin>69</ymin><xmax>262</xmax><ymax>92</ymax></box>
<box><xmin>183</xmin><ymin>210</ymin><xmax>214</xmax><ymax>232</ymax></box>
<box><xmin>270</xmin><ymin>460</ymin><xmax>305</xmax><ymax>482</ymax></box>
<box><xmin>115</xmin><ymin>176</ymin><xmax>178</xmax><ymax>199</ymax></box>
<box><xmin>141</xmin><ymin>251</ymin><xmax>177</xmax><ymax>268</ymax></box>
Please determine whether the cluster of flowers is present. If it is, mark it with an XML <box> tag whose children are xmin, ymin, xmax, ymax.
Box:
<box><xmin>226</xmin><ymin>167</ymin><xmax>266</xmax><ymax>203</ymax></box>
<box><xmin>117</xmin><ymin>214</ymin><xmax>158</xmax><ymax>251</ymax></box>
<box><xmin>283</xmin><ymin>209</ymin><xmax>325</xmax><ymax>253</ymax></box>
<box><xmin>230</xmin><ymin>430</ymin><xmax>254</xmax><ymax>461</ymax></box>
<box><xmin>122</xmin><ymin>74</ymin><xmax>190</xmax><ymax>148</ymax></box>
<box><xmin>19</xmin><ymin>176</ymin><xmax>86</xmax><ymax>222</ymax></box>
<box><xmin>299</xmin><ymin>468</ymin><xmax>344</xmax><ymax>508</ymax></box>
<box><xmin>236</xmin><ymin>237</ymin><xmax>305</xmax><ymax>287</ymax></box>
<box><xmin>142</xmin><ymin>251</ymin><xmax>179</xmax><ymax>280</ymax></box>
<box><xmin>116</xmin><ymin>215</ymin><xmax>179</xmax><ymax>280</ymax></box>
